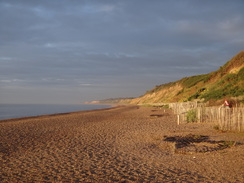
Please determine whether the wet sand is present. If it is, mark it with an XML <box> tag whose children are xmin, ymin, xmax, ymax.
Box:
<box><xmin>0</xmin><ymin>106</ymin><xmax>243</xmax><ymax>182</ymax></box>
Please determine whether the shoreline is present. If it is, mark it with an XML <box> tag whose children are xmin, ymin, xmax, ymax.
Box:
<box><xmin>0</xmin><ymin>105</ymin><xmax>243</xmax><ymax>182</ymax></box>
<box><xmin>0</xmin><ymin>104</ymin><xmax>117</xmax><ymax>123</ymax></box>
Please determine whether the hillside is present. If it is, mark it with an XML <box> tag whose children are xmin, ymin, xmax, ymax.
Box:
<box><xmin>92</xmin><ymin>98</ymin><xmax>134</xmax><ymax>104</ymax></box>
<box><xmin>131</xmin><ymin>51</ymin><xmax>244</xmax><ymax>105</ymax></box>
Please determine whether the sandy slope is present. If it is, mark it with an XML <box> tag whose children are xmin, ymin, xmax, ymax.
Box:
<box><xmin>0</xmin><ymin>106</ymin><xmax>243</xmax><ymax>182</ymax></box>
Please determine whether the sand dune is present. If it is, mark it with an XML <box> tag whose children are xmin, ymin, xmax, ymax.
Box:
<box><xmin>0</xmin><ymin>106</ymin><xmax>243</xmax><ymax>182</ymax></box>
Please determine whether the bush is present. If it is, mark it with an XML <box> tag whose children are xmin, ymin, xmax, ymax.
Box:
<box><xmin>213</xmin><ymin>125</ymin><xmax>220</xmax><ymax>131</ymax></box>
<box><xmin>160</xmin><ymin>104</ymin><xmax>169</xmax><ymax>109</ymax></box>
<box><xmin>182</xmin><ymin>74</ymin><xmax>210</xmax><ymax>88</ymax></box>
<box><xmin>202</xmin><ymin>84</ymin><xmax>244</xmax><ymax>101</ymax></box>
<box><xmin>238</xmin><ymin>67</ymin><xmax>244</xmax><ymax>80</ymax></box>
<box><xmin>186</xmin><ymin>110</ymin><xmax>197</xmax><ymax>123</ymax></box>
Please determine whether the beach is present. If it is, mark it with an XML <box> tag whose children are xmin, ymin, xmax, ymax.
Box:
<box><xmin>0</xmin><ymin>105</ymin><xmax>243</xmax><ymax>182</ymax></box>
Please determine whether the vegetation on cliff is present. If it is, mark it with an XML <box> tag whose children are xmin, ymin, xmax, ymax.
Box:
<box><xmin>131</xmin><ymin>51</ymin><xmax>244</xmax><ymax>105</ymax></box>
<box><xmin>97</xmin><ymin>97</ymin><xmax>135</xmax><ymax>104</ymax></box>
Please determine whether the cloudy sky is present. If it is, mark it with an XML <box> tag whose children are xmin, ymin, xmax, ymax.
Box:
<box><xmin>0</xmin><ymin>0</ymin><xmax>243</xmax><ymax>104</ymax></box>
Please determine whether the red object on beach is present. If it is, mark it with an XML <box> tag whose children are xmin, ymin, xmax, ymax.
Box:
<box><xmin>224</xmin><ymin>100</ymin><xmax>229</xmax><ymax>106</ymax></box>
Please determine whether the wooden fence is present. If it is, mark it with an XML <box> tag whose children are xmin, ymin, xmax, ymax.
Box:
<box><xmin>198</xmin><ymin>107</ymin><xmax>244</xmax><ymax>132</ymax></box>
<box><xmin>169</xmin><ymin>102</ymin><xmax>244</xmax><ymax>132</ymax></box>
<box><xmin>169</xmin><ymin>102</ymin><xmax>205</xmax><ymax>114</ymax></box>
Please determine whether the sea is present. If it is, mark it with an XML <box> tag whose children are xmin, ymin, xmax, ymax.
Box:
<box><xmin>0</xmin><ymin>104</ymin><xmax>112</xmax><ymax>120</ymax></box>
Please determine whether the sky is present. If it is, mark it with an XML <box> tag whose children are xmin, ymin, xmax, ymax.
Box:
<box><xmin>0</xmin><ymin>0</ymin><xmax>244</xmax><ymax>104</ymax></box>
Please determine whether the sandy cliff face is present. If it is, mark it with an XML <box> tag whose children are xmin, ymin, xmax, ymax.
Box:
<box><xmin>131</xmin><ymin>84</ymin><xmax>183</xmax><ymax>104</ymax></box>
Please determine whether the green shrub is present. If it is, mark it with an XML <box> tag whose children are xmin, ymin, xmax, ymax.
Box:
<box><xmin>238</xmin><ymin>67</ymin><xmax>244</xmax><ymax>80</ymax></box>
<box><xmin>202</xmin><ymin>83</ymin><xmax>244</xmax><ymax>101</ymax></box>
<box><xmin>160</xmin><ymin>104</ymin><xmax>169</xmax><ymax>109</ymax></box>
<box><xmin>188</xmin><ymin>93</ymin><xmax>200</xmax><ymax>101</ymax></box>
<box><xmin>220</xmin><ymin>141</ymin><xmax>236</xmax><ymax>148</ymax></box>
<box><xmin>176</xmin><ymin>89</ymin><xmax>184</xmax><ymax>96</ymax></box>
<box><xmin>201</xmin><ymin>89</ymin><xmax>224</xmax><ymax>101</ymax></box>
<box><xmin>182</xmin><ymin>74</ymin><xmax>209</xmax><ymax>88</ymax></box>
<box><xmin>186</xmin><ymin>110</ymin><xmax>197</xmax><ymax>123</ymax></box>
<box><xmin>213</xmin><ymin>125</ymin><xmax>220</xmax><ymax>131</ymax></box>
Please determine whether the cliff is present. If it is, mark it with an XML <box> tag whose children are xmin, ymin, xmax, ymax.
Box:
<box><xmin>131</xmin><ymin>51</ymin><xmax>244</xmax><ymax>104</ymax></box>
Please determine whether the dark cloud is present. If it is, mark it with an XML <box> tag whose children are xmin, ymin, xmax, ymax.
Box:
<box><xmin>0</xmin><ymin>0</ymin><xmax>243</xmax><ymax>104</ymax></box>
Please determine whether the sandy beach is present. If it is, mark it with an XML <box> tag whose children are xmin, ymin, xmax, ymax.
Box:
<box><xmin>0</xmin><ymin>105</ymin><xmax>243</xmax><ymax>182</ymax></box>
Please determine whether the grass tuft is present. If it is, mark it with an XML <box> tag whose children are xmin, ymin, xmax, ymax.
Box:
<box><xmin>186</xmin><ymin>110</ymin><xmax>197</xmax><ymax>123</ymax></box>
